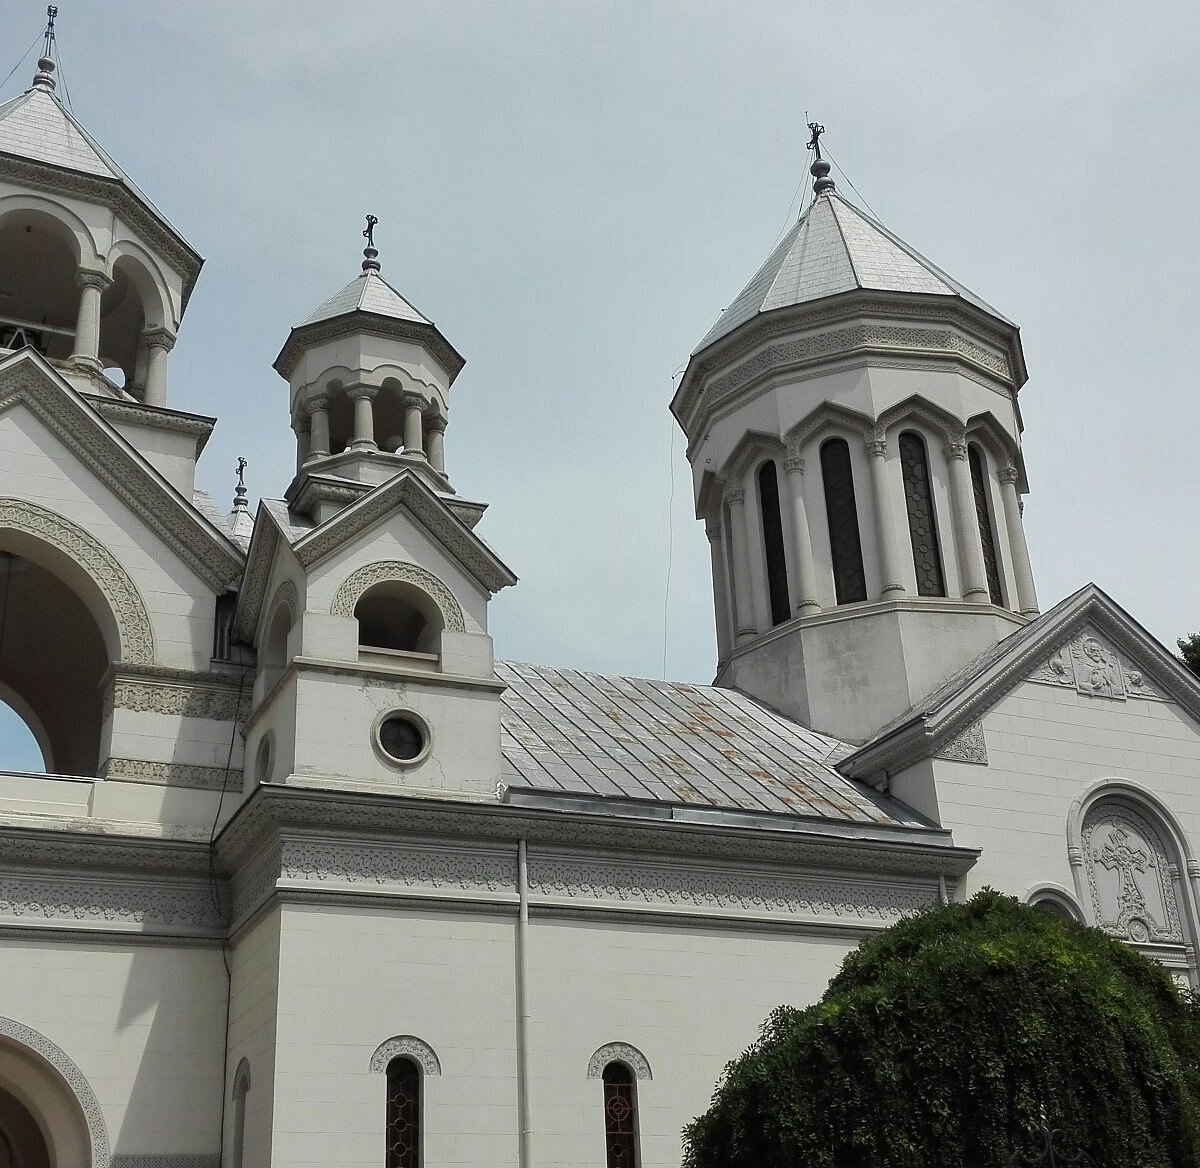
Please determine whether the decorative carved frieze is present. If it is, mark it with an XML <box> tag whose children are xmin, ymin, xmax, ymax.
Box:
<box><xmin>934</xmin><ymin>721</ymin><xmax>988</xmax><ymax>765</ymax></box>
<box><xmin>111</xmin><ymin>1157</ymin><xmax>220</xmax><ymax>1168</ymax></box>
<box><xmin>102</xmin><ymin>758</ymin><xmax>232</xmax><ymax>791</ymax></box>
<box><xmin>329</xmin><ymin>561</ymin><xmax>466</xmax><ymax>632</ymax></box>
<box><xmin>0</xmin><ymin>872</ymin><xmax>224</xmax><ymax>934</ymax></box>
<box><xmin>1029</xmin><ymin>627</ymin><xmax>1167</xmax><ymax>702</ymax></box>
<box><xmin>280</xmin><ymin>840</ymin><xmax>515</xmax><ymax>895</ymax></box>
<box><xmin>104</xmin><ymin>667</ymin><xmax>248</xmax><ymax>722</ymax></box>
<box><xmin>0</xmin><ymin>497</ymin><xmax>155</xmax><ymax>663</ymax></box>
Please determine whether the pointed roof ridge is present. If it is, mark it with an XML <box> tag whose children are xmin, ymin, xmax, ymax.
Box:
<box><xmin>297</xmin><ymin>268</ymin><xmax>433</xmax><ymax>329</ymax></box>
<box><xmin>693</xmin><ymin>187</ymin><xmax>1012</xmax><ymax>354</ymax></box>
<box><xmin>0</xmin><ymin>80</ymin><xmax>196</xmax><ymax>255</ymax></box>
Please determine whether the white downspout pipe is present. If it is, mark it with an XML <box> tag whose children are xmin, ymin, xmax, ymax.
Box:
<box><xmin>517</xmin><ymin>838</ymin><xmax>533</xmax><ymax>1168</ymax></box>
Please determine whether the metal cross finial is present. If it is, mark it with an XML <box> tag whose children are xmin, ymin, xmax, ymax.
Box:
<box><xmin>233</xmin><ymin>457</ymin><xmax>249</xmax><ymax>512</ymax></box>
<box><xmin>807</xmin><ymin>122</ymin><xmax>826</xmax><ymax>161</ymax></box>
<box><xmin>363</xmin><ymin>214</ymin><xmax>378</xmax><ymax>249</ymax></box>
<box><xmin>236</xmin><ymin>457</ymin><xmax>247</xmax><ymax>488</ymax></box>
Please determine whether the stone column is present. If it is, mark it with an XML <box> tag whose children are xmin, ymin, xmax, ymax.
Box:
<box><xmin>142</xmin><ymin>327</ymin><xmax>176</xmax><ymax>408</ymax></box>
<box><xmin>725</xmin><ymin>488</ymin><xmax>758</xmax><ymax>643</ymax></box>
<box><xmin>865</xmin><ymin>435</ymin><xmax>907</xmax><ymax>597</ymax></box>
<box><xmin>1000</xmin><ymin>464</ymin><xmax>1039</xmax><ymax>615</ymax></box>
<box><xmin>348</xmin><ymin>386</ymin><xmax>378</xmax><ymax>450</ymax></box>
<box><xmin>706</xmin><ymin>519</ymin><xmax>734</xmax><ymax>658</ymax></box>
<box><xmin>307</xmin><ymin>396</ymin><xmax>331</xmax><ymax>458</ymax></box>
<box><xmin>783</xmin><ymin>444</ymin><xmax>821</xmax><ymax>615</ymax></box>
<box><xmin>72</xmin><ymin>270</ymin><xmax>111</xmax><ymax>366</ymax></box>
<box><xmin>294</xmin><ymin>422</ymin><xmax>310</xmax><ymax>473</ymax></box>
<box><xmin>945</xmin><ymin>437</ymin><xmax>990</xmax><ymax>603</ymax></box>
<box><xmin>402</xmin><ymin>394</ymin><xmax>426</xmax><ymax>458</ymax></box>
<box><xmin>425</xmin><ymin>413</ymin><xmax>447</xmax><ymax>474</ymax></box>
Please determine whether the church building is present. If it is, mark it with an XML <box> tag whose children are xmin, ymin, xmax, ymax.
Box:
<box><xmin>0</xmin><ymin>26</ymin><xmax>1198</xmax><ymax>1168</ymax></box>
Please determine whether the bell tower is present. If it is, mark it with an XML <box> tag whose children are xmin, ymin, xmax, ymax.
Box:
<box><xmin>674</xmin><ymin>127</ymin><xmax>1039</xmax><ymax>743</ymax></box>
<box><xmin>273</xmin><ymin>218</ymin><xmax>465</xmax><ymax>523</ymax></box>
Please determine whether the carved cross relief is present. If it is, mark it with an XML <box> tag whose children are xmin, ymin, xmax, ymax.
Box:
<box><xmin>1083</xmin><ymin>808</ymin><xmax>1182</xmax><ymax>945</ymax></box>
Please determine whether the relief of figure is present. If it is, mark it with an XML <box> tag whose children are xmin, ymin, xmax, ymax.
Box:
<box><xmin>1075</xmin><ymin>636</ymin><xmax>1122</xmax><ymax>698</ymax></box>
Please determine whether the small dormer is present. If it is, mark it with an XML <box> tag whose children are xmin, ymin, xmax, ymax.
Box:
<box><xmin>273</xmin><ymin>222</ymin><xmax>465</xmax><ymax>520</ymax></box>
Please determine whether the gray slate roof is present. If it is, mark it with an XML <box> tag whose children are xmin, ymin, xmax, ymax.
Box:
<box><xmin>0</xmin><ymin>84</ymin><xmax>190</xmax><ymax>248</ymax></box>
<box><xmin>497</xmin><ymin>660</ymin><xmax>928</xmax><ymax>828</ymax></box>
<box><xmin>695</xmin><ymin>189</ymin><xmax>1011</xmax><ymax>353</ymax></box>
<box><xmin>298</xmin><ymin>271</ymin><xmax>432</xmax><ymax>329</ymax></box>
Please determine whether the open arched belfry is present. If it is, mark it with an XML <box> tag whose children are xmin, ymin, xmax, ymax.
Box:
<box><xmin>0</xmin><ymin>30</ymin><xmax>1199</xmax><ymax>1168</ymax></box>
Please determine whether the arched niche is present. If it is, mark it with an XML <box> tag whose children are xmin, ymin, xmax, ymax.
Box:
<box><xmin>257</xmin><ymin>581</ymin><xmax>298</xmax><ymax>698</ymax></box>
<box><xmin>331</xmin><ymin>562</ymin><xmax>465</xmax><ymax>658</ymax></box>
<box><xmin>0</xmin><ymin>209</ymin><xmax>84</xmax><ymax>363</ymax></box>
<box><xmin>0</xmin><ymin>1018</ymin><xmax>109</xmax><ymax>1168</ymax></box>
<box><xmin>1069</xmin><ymin>779</ymin><xmax>1200</xmax><ymax>984</ymax></box>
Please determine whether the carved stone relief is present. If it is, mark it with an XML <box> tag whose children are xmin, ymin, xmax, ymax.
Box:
<box><xmin>586</xmin><ymin>1042</ymin><xmax>653</xmax><ymax>1081</ymax></box>
<box><xmin>368</xmin><ymin>1035</ymin><xmax>442</xmax><ymax>1076</ymax></box>
<box><xmin>102</xmin><ymin>758</ymin><xmax>232</xmax><ymax>791</ymax></box>
<box><xmin>934</xmin><ymin>721</ymin><xmax>988</xmax><ymax>765</ymax></box>
<box><xmin>329</xmin><ymin>560</ymin><xmax>466</xmax><ymax>632</ymax></box>
<box><xmin>1082</xmin><ymin>804</ymin><xmax>1183</xmax><ymax>944</ymax></box>
<box><xmin>1029</xmin><ymin>627</ymin><xmax>1167</xmax><ymax>702</ymax></box>
<box><xmin>0</xmin><ymin>497</ymin><xmax>155</xmax><ymax>663</ymax></box>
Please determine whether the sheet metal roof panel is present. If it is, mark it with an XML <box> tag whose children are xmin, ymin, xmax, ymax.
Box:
<box><xmin>496</xmin><ymin>661</ymin><xmax>928</xmax><ymax>828</ymax></box>
<box><xmin>298</xmin><ymin>271</ymin><xmax>433</xmax><ymax>328</ymax></box>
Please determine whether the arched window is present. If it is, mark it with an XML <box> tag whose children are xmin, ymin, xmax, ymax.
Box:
<box><xmin>898</xmin><ymin>431</ymin><xmax>945</xmax><ymax>597</ymax></box>
<box><xmin>601</xmin><ymin>1062</ymin><xmax>639</xmax><ymax>1168</ymax></box>
<box><xmin>756</xmin><ymin>460</ymin><xmax>790</xmax><ymax>626</ymax></box>
<box><xmin>385</xmin><ymin>1057</ymin><xmax>421</xmax><ymax>1168</ymax></box>
<box><xmin>230</xmin><ymin>1059</ymin><xmax>251</xmax><ymax>1168</ymax></box>
<box><xmin>968</xmin><ymin>444</ymin><xmax>1003</xmax><ymax>606</ymax></box>
<box><xmin>819</xmin><ymin>438</ymin><xmax>867</xmax><ymax>605</ymax></box>
<box><xmin>355</xmin><ymin>584</ymin><xmax>441</xmax><ymax>655</ymax></box>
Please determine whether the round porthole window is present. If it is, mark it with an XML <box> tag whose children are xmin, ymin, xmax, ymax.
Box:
<box><xmin>378</xmin><ymin>713</ymin><xmax>427</xmax><ymax>764</ymax></box>
<box><xmin>255</xmin><ymin>732</ymin><xmax>274</xmax><ymax>784</ymax></box>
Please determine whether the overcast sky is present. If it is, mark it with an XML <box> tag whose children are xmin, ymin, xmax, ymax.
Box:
<box><xmin>1</xmin><ymin>0</ymin><xmax>1199</xmax><ymax>769</ymax></box>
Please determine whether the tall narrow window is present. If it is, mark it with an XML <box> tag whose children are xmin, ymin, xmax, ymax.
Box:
<box><xmin>899</xmin><ymin>431</ymin><xmax>945</xmax><ymax>597</ymax></box>
<box><xmin>757</xmin><ymin>461</ymin><xmax>790</xmax><ymax>625</ymax></box>
<box><xmin>602</xmin><ymin>1062</ymin><xmax>639</xmax><ymax>1168</ymax></box>
<box><xmin>386</xmin><ymin>1057</ymin><xmax>421</xmax><ymax>1168</ymax></box>
<box><xmin>231</xmin><ymin>1060</ymin><xmax>251</xmax><ymax>1168</ymax></box>
<box><xmin>819</xmin><ymin>438</ymin><xmax>867</xmax><ymax>604</ymax></box>
<box><xmin>969</xmin><ymin>444</ymin><xmax>1003</xmax><ymax>605</ymax></box>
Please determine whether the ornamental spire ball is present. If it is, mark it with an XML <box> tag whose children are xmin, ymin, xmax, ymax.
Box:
<box><xmin>361</xmin><ymin>213</ymin><xmax>381</xmax><ymax>273</ymax></box>
<box><xmin>807</xmin><ymin>121</ymin><xmax>836</xmax><ymax>195</ymax></box>
<box><xmin>31</xmin><ymin>5</ymin><xmax>58</xmax><ymax>92</ymax></box>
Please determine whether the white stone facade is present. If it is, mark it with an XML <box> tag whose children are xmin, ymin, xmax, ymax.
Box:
<box><xmin>0</xmin><ymin>51</ymin><xmax>1198</xmax><ymax>1168</ymax></box>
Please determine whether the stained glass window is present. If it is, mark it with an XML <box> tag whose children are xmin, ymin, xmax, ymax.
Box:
<box><xmin>899</xmin><ymin>432</ymin><xmax>945</xmax><ymax>597</ymax></box>
<box><xmin>819</xmin><ymin>439</ymin><xmax>867</xmax><ymax>604</ymax></box>
<box><xmin>757</xmin><ymin>461</ymin><xmax>790</xmax><ymax>625</ymax></box>
<box><xmin>969</xmin><ymin>444</ymin><xmax>1003</xmax><ymax>605</ymax></box>
<box><xmin>602</xmin><ymin>1062</ymin><xmax>639</xmax><ymax>1168</ymax></box>
<box><xmin>386</xmin><ymin>1057</ymin><xmax>421</xmax><ymax>1168</ymax></box>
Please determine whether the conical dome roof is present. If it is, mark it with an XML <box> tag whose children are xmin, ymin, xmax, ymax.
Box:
<box><xmin>694</xmin><ymin>188</ymin><xmax>1011</xmax><ymax>354</ymax></box>
<box><xmin>297</xmin><ymin>269</ymin><xmax>433</xmax><ymax>329</ymax></box>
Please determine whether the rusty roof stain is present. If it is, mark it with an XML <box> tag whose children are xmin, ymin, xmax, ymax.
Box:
<box><xmin>496</xmin><ymin>661</ymin><xmax>926</xmax><ymax>828</ymax></box>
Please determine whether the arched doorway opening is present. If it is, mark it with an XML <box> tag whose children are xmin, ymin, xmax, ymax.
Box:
<box><xmin>0</xmin><ymin>1022</ymin><xmax>104</xmax><ymax>1168</ymax></box>
<box><xmin>0</xmin><ymin>544</ymin><xmax>111</xmax><ymax>777</ymax></box>
<box><xmin>0</xmin><ymin>211</ymin><xmax>81</xmax><ymax>363</ymax></box>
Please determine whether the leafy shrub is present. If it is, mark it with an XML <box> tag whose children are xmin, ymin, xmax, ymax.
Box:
<box><xmin>683</xmin><ymin>890</ymin><xmax>1200</xmax><ymax>1168</ymax></box>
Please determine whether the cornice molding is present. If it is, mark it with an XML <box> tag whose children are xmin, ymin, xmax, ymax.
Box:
<box><xmin>0</xmin><ymin>356</ymin><xmax>243</xmax><ymax>589</ymax></box>
<box><xmin>84</xmin><ymin>395</ymin><xmax>216</xmax><ymax>457</ymax></box>
<box><xmin>274</xmin><ymin>314</ymin><xmax>464</xmax><ymax>385</ymax></box>
<box><xmin>0</xmin><ymin>154</ymin><xmax>202</xmax><ymax>309</ymax></box>
<box><xmin>0</xmin><ymin>496</ymin><xmax>155</xmax><ymax>663</ymax></box>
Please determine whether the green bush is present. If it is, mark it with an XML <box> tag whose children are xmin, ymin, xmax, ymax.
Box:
<box><xmin>683</xmin><ymin>890</ymin><xmax>1200</xmax><ymax>1168</ymax></box>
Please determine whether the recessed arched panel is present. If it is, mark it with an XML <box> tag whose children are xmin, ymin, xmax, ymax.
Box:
<box><xmin>331</xmin><ymin>562</ymin><xmax>465</xmax><ymax>635</ymax></box>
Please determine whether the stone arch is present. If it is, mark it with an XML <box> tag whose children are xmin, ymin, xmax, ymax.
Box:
<box><xmin>0</xmin><ymin>195</ymin><xmax>100</xmax><ymax>267</ymax></box>
<box><xmin>874</xmin><ymin>395</ymin><xmax>964</xmax><ymax>444</ymax></box>
<box><xmin>784</xmin><ymin>401</ymin><xmax>874</xmax><ymax>449</ymax></box>
<box><xmin>103</xmin><ymin>241</ymin><xmax>172</xmax><ymax>329</ymax></box>
<box><xmin>0</xmin><ymin>1017</ymin><xmax>109</xmax><ymax>1168</ymax></box>
<box><xmin>257</xmin><ymin>580</ymin><xmax>298</xmax><ymax>696</ymax></box>
<box><xmin>964</xmin><ymin>412</ymin><xmax>1020</xmax><ymax>467</ymax></box>
<box><xmin>586</xmin><ymin>1042</ymin><xmax>652</xmax><ymax>1081</ymax></box>
<box><xmin>330</xmin><ymin>562</ymin><xmax>465</xmax><ymax>633</ymax></box>
<box><xmin>368</xmin><ymin>1036</ymin><xmax>441</xmax><ymax>1077</ymax></box>
<box><xmin>258</xmin><ymin>579</ymin><xmax>299</xmax><ymax>643</ymax></box>
<box><xmin>1024</xmin><ymin>882</ymin><xmax>1085</xmax><ymax>924</ymax></box>
<box><xmin>0</xmin><ymin>499</ymin><xmax>153</xmax><ymax>665</ymax></box>
<box><xmin>231</xmin><ymin>1057</ymin><xmax>251</xmax><ymax>1101</ymax></box>
<box><xmin>716</xmin><ymin>429</ymin><xmax>785</xmax><ymax>483</ymax></box>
